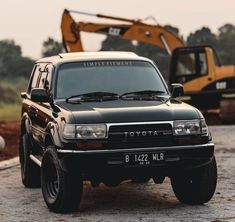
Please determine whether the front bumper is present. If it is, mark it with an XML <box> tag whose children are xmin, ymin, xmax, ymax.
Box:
<box><xmin>57</xmin><ymin>143</ymin><xmax>214</xmax><ymax>179</ymax></box>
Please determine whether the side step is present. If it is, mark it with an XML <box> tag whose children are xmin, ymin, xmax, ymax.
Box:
<box><xmin>29</xmin><ymin>155</ymin><xmax>42</xmax><ymax>167</ymax></box>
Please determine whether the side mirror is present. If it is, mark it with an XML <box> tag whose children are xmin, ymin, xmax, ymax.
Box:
<box><xmin>21</xmin><ymin>92</ymin><xmax>27</xmax><ymax>99</ymax></box>
<box><xmin>170</xmin><ymin>83</ymin><xmax>184</xmax><ymax>98</ymax></box>
<box><xmin>31</xmin><ymin>88</ymin><xmax>50</xmax><ymax>103</ymax></box>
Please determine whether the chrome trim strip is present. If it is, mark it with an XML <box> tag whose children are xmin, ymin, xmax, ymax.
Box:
<box><xmin>31</xmin><ymin>126</ymin><xmax>45</xmax><ymax>134</ymax></box>
<box><xmin>57</xmin><ymin>143</ymin><xmax>214</xmax><ymax>154</ymax></box>
<box><xmin>29</xmin><ymin>154</ymin><xmax>42</xmax><ymax>167</ymax></box>
<box><xmin>106</xmin><ymin>121</ymin><xmax>174</xmax><ymax>131</ymax></box>
<box><xmin>63</xmin><ymin>120</ymin><xmax>205</xmax><ymax>139</ymax></box>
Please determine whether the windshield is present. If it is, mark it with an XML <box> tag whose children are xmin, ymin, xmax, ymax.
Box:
<box><xmin>56</xmin><ymin>60</ymin><xmax>168</xmax><ymax>99</ymax></box>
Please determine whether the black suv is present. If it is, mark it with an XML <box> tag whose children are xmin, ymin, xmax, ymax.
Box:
<box><xmin>20</xmin><ymin>52</ymin><xmax>217</xmax><ymax>213</ymax></box>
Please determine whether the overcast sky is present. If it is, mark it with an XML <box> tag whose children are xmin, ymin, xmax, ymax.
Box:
<box><xmin>1</xmin><ymin>0</ymin><xmax>235</xmax><ymax>59</ymax></box>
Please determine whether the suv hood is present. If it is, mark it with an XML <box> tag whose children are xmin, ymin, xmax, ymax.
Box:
<box><xmin>56</xmin><ymin>99</ymin><xmax>201</xmax><ymax>124</ymax></box>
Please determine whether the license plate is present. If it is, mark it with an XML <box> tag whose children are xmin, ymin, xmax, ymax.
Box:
<box><xmin>124</xmin><ymin>152</ymin><xmax>165</xmax><ymax>166</ymax></box>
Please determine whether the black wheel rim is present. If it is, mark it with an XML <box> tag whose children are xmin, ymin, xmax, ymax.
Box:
<box><xmin>44</xmin><ymin>158</ymin><xmax>59</xmax><ymax>199</ymax></box>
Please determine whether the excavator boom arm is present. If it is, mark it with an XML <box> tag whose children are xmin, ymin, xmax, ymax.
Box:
<box><xmin>61</xmin><ymin>9</ymin><xmax>185</xmax><ymax>53</ymax></box>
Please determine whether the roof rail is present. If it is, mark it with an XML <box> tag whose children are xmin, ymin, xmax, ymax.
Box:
<box><xmin>58</xmin><ymin>51</ymin><xmax>138</xmax><ymax>58</ymax></box>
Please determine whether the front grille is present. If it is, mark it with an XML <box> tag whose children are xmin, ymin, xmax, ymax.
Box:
<box><xmin>106</xmin><ymin>123</ymin><xmax>174</xmax><ymax>149</ymax></box>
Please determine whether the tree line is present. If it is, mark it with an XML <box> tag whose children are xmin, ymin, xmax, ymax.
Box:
<box><xmin>0</xmin><ymin>23</ymin><xmax>234</xmax><ymax>81</ymax></box>
<box><xmin>0</xmin><ymin>38</ymin><xmax>63</xmax><ymax>81</ymax></box>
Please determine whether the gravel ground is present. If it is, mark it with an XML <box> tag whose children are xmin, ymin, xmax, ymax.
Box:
<box><xmin>0</xmin><ymin>125</ymin><xmax>235</xmax><ymax>222</ymax></box>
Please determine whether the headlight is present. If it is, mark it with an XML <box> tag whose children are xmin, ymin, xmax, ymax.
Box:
<box><xmin>63</xmin><ymin>124</ymin><xmax>107</xmax><ymax>139</ymax></box>
<box><xmin>200</xmin><ymin>119</ymin><xmax>208</xmax><ymax>135</ymax></box>
<box><xmin>173</xmin><ymin>119</ymin><xmax>208</xmax><ymax>135</ymax></box>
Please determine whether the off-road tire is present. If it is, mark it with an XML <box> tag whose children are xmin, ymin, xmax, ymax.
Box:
<box><xmin>41</xmin><ymin>147</ymin><xmax>83</xmax><ymax>213</ymax></box>
<box><xmin>19</xmin><ymin>133</ymin><xmax>41</xmax><ymax>188</ymax></box>
<box><xmin>171</xmin><ymin>156</ymin><xmax>217</xmax><ymax>205</ymax></box>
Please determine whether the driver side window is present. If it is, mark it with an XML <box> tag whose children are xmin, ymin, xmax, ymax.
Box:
<box><xmin>27</xmin><ymin>65</ymin><xmax>41</xmax><ymax>94</ymax></box>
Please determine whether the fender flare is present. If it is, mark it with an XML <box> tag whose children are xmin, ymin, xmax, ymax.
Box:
<box><xmin>45</xmin><ymin>121</ymin><xmax>63</xmax><ymax>148</ymax></box>
<box><xmin>21</xmin><ymin>113</ymin><xmax>32</xmax><ymax>135</ymax></box>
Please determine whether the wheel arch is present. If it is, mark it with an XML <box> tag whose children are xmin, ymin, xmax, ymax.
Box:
<box><xmin>45</xmin><ymin>121</ymin><xmax>63</xmax><ymax>148</ymax></box>
<box><xmin>21</xmin><ymin>113</ymin><xmax>31</xmax><ymax>135</ymax></box>
<box><xmin>44</xmin><ymin>133</ymin><xmax>54</xmax><ymax>148</ymax></box>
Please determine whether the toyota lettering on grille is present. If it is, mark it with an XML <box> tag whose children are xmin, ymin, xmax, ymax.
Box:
<box><xmin>124</xmin><ymin>130</ymin><xmax>172</xmax><ymax>137</ymax></box>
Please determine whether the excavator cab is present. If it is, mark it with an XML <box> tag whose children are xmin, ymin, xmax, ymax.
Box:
<box><xmin>169</xmin><ymin>45</ymin><xmax>224</xmax><ymax>112</ymax></box>
<box><xmin>169</xmin><ymin>45</ymin><xmax>220</xmax><ymax>91</ymax></box>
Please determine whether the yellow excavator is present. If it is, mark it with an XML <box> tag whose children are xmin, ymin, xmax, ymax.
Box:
<box><xmin>61</xmin><ymin>9</ymin><xmax>235</xmax><ymax>122</ymax></box>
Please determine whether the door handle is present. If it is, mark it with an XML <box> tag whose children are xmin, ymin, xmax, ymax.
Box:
<box><xmin>208</xmin><ymin>77</ymin><xmax>212</xmax><ymax>81</ymax></box>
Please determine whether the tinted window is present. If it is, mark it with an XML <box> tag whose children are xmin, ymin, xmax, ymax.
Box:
<box><xmin>56</xmin><ymin>61</ymin><xmax>167</xmax><ymax>99</ymax></box>
<box><xmin>176</xmin><ymin>53</ymin><xmax>196</xmax><ymax>76</ymax></box>
<box><xmin>38</xmin><ymin>72</ymin><xmax>48</xmax><ymax>89</ymax></box>
<box><xmin>37</xmin><ymin>64</ymin><xmax>53</xmax><ymax>90</ymax></box>
<box><xmin>199</xmin><ymin>52</ymin><xmax>208</xmax><ymax>75</ymax></box>
<box><xmin>174</xmin><ymin>51</ymin><xmax>208</xmax><ymax>84</ymax></box>
<box><xmin>44</xmin><ymin>65</ymin><xmax>53</xmax><ymax>90</ymax></box>
<box><xmin>28</xmin><ymin>65</ymin><xmax>40</xmax><ymax>93</ymax></box>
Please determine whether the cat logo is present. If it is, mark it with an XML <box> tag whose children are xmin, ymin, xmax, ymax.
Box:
<box><xmin>216</xmin><ymin>81</ymin><xmax>227</xmax><ymax>90</ymax></box>
<box><xmin>108</xmin><ymin>27</ymin><xmax>121</xmax><ymax>36</ymax></box>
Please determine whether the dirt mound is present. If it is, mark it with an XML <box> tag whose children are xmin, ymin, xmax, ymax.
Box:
<box><xmin>0</xmin><ymin>122</ymin><xmax>20</xmax><ymax>161</ymax></box>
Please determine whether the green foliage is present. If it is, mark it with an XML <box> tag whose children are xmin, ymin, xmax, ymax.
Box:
<box><xmin>42</xmin><ymin>37</ymin><xmax>63</xmax><ymax>57</ymax></box>
<box><xmin>0</xmin><ymin>79</ymin><xmax>27</xmax><ymax>104</ymax></box>
<box><xmin>0</xmin><ymin>103</ymin><xmax>21</xmax><ymax>121</ymax></box>
<box><xmin>217</xmin><ymin>24</ymin><xmax>235</xmax><ymax>65</ymax></box>
<box><xmin>0</xmin><ymin>39</ymin><xmax>33</xmax><ymax>121</ymax></box>
<box><xmin>0</xmin><ymin>39</ymin><xmax>34</xmax><ymax>80</ymax></box>
<box><xmin>0</xmin><ymin>78</ymin><xmax>26</xmax><ymax>121</ymax></box>
<box><xmin>187</xmin><ymin>27</ymin><xmax>217</xmax><ymax>46</ymax></box>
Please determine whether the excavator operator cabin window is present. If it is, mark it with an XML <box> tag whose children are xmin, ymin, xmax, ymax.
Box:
<box><xmin>176</xmin><ymin>53</ymin><xmax>196</xmax><ymax>77</ymax></box>
<box><xmin>174</xmin><ymin>50</ymin><xmax>208</xmax><ymax>84</ymax></box>
<box><xmin>198</xmin><ymin>52</ymin><xmax>208</xmax><ymax>75</ymax></box>
<box><xmin>175</xmin><ymin>52</ymin><xmax>197</xmax><ymax>84</ymax></box>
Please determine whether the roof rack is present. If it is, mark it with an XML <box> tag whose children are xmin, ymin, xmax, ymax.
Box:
<box><xmin>58</xmin><ymin>51</ymin><xmax>138</xmax><ymax>59</ymax></box>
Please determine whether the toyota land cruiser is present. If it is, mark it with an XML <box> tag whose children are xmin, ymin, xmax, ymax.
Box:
<box><xmin>20</xmin><ymin>51</ymin><xmax>217</xmax><ymax>213</ymax></box>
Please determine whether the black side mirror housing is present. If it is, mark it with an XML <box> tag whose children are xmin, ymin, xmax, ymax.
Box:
<box><xmin>31</xmin><ymin>88</ymin><xmax>50</xmax><ymax>103</ymax></box>
<box><xmin>21</xmin><ymin>92</ymin><xmax>27</xmax><ymax>99</ymax></box>
<box><xmin>170</xmin><ymin>83</ymin><xmax>184</xmax><ymax>98</ymax></box>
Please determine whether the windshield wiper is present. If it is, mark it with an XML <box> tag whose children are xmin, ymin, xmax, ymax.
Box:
<box><xmin>120</xmin><ymin>90</ymin><xmax>166</xmax><ymax>100</ymax></box>
<box><xmin>66</xmin><ymin>91</ymin><xmax>119</xmax><ymax>103</ymax></box>
<box><xmin>66</xmin><ymin>90</ymin><xmax>167</xmax><ymax>103</ymax></box>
